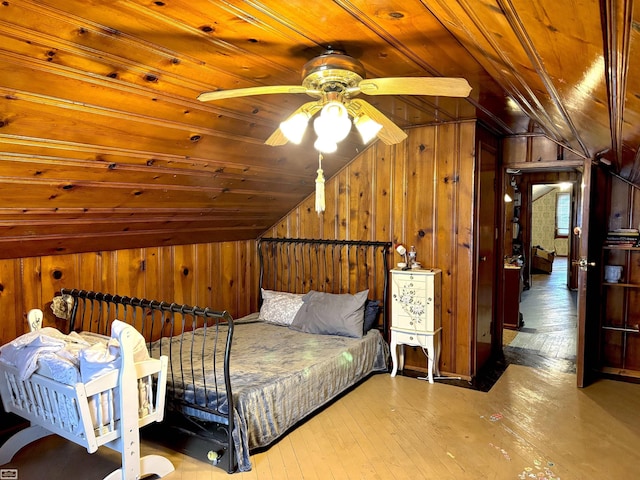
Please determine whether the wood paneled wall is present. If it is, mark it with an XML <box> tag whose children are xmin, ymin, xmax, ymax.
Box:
<box><xmin>266</xmin><ymin>121</ymin><xmax>482</xmax><ymax>378</ymax></box>
<box><xmin>609</xmin><ymin>177</ymin><xmax>640</xmax><ymax>231</ymax></box>
<box><xmin>1</xmin><ymin>121</ymin><xmax>489</xmax><ymax>379</ymax></box>
<box><xmin>0</xmin><ymin>241</ymin><xmax>257</xmax><ymax>345</ymax></box>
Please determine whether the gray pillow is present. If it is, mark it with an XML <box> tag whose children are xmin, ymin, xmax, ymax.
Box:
<box><xmin>290</xmin><ymin>289</ymin><xmax>368</xmax><ymax>338</ymax></box>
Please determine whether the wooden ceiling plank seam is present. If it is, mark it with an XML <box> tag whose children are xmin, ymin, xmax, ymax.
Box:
<box><xmin>493</xmin><ymin>75</ymin><xmax>564</xmax><ymax>141</ymax></box>
<box><xmin>0</xmin><ymin>8</ymin><xmax>298</xmax><ymax>125</ymax></box>
<box><xmin>334</xmin><ymin>0</ymin><xmax>446</xmax><ymax>78</ymax></box>
<box><xmin>11</xmin><ymin>0</ymin><xmax>450</xmax><ymax>135</ymax></box>
<box><xmin>0</xmin><ymin>225</ymin><xmax>272</xmax><ymax>241</ymax></box>
<box><xmin>0</xmin><ymin>86</ymin><xmax>266</xmax><ymax>145</ymax></box>
<box><xmin>331</xmin><ymin>0</ymin><xmax>472</xmax><ymax>122</ymax></box>
<box><xmin>121</xmin><ymin>0</ymin><xmax>300</xmax><ymax>78</ymax></box>
<box><xmin>0</xmin><ymin>134</ymin><xmax>316</xmax><ymax>180</ymax></box>
<box><xmin>465</xmin><ymin>97</ymin><xmax>514</xmax><ymax>135</ymax></box>
<box><xmin>429</xmin><ymin>0</ymin><xmax>581</xmax><ymax>142</ymax></box>
<box><xmin>439</xmin><ymin>0</ymin><xmax>570</xmax><ymax>142</ymax></box>
<box><xmin>0</xmin><ymin>165</ymin><xmax>313</xmax><ymax>194</ymax></box>
<box><xmin>236</xmin><ymin>0</ymin><xmax>454</xmax><ymax>87</ymax></box>
<box><xmin>0</xmin><ymin>215</ymin><xmax>269</xmax><ymax>226</ymax></box>
<box><xmin>17</xmin><ymin>0</ymin><xmax>206</xmax><ymax>66</ymax></box>
<box><xmin>600</xmin><ymin>0</ymin><xmax>634</xmax><ymax>171</ymax></box>
<box><xmin>0</xmin><ymin>175</ymin><xmax>306</xmax><ymax>200</ymax></box>
<box><xmin>0</xmin><ymin>19</ymin><xmax>211</xmax><ymax>93</ymax></box>
<box><xmin>231</xmin><ymin>0</ymin><xmax>354</xmax><ymax>61</ymax></box>
<box><xmin>422</xmin><ymin>0</ymin><xmax>548</xmax><ymax>136</ymax></box>
<box><xmin>0</xmin><ymin>152</ymin><xmax>315</xmax><ymax>187</ymax></box>
<box><xmin>17</xmin><ymin>0</ymin><xmax>297</xmax><ymax>86</ymax></box>
<box><xmin>495</xmin><ymin>0</ymin><xmax>591</xmax><ymax>158</ymax></box>
<box><xmin>0</xmin><ymin>207</ymin><xmax>250</xmax><ymax>215</ymax></box>
<box><xmin>0</xmin><ymin>30</ymin><xmax>281</xmax><ymax>127</ymax></box>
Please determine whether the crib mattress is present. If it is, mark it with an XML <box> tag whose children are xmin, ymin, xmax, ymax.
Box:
<box><xmin>149</xmin><ymin>314</ymin><xmax>389</xmax><ymax>472</ymax></box>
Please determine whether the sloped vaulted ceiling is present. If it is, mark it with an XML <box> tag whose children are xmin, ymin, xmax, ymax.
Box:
<box><xmin>0</xmin><ymin>0</ymin><xmax>638</xmax><ymax>257</ymax></box>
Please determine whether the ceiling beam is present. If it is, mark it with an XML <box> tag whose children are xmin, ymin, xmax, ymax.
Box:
<box><xmin>600</xmin><ymin>0</ymin><xmax>634</xmax><ymax>171</ymax></box>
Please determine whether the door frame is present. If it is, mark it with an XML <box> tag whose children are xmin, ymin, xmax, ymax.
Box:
<box><xmin>575</xmin><ymin>159</ymin><xmax>607</xmax><ymax>387</ymax></box>
<box><xmin>497</xmin><ymin>159</ymin><xmax>599</xmax><ymax>387</ymax></box>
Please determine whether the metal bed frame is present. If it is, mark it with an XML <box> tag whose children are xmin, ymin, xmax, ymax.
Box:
<box><xmin>58</xmin><ymin>237</ymin><xmax>391</xmax><ymax>473</ymax></box>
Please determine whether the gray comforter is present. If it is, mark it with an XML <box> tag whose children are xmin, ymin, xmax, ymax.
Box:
<box><xmin>151</xmin><ymin>313</ymin><xmax>389</xmax><ymax>471</ymax></box>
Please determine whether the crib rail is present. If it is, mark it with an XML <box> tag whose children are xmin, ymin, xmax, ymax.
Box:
<box><xmin>0</xmin><ymin>365</ymin><xmax>101</xmax><ymax>452</ymax></box>
<box><xmin>0</xmin><ymin>350</ymin><xmax>167</xmax><ymax>459</ymax></box>
<box><xmin>60</xmin><ymin>288</ymin><xmax>236</xmax><ymax>471</ymax></box>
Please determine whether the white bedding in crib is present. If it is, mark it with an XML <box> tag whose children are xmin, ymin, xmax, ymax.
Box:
<box><xmin>0</xmin><ymin>323</ymin><xmax>149</xmax><ymax>386</ymax></box>
<box><xmin>0</xmin><ymin>321</ymin><xmax>151</xmax><ymax>432</ymax></box>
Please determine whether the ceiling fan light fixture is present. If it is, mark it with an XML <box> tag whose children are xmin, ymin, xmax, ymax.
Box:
<box><xmin>354</xmin><ymin>114</ymin><xmax>383</xmax><ymax>143</ymax></box>
<box><xmin>314</xmin><ymin>136</ymin><xmax>338</xmax><ymax>154</ymax></box>
<box><xmin>313</xmin><ymin>101</ymin><xmax>351</xmax><ymax>145</ymax></box>
<box><xmin>280</xmin><ymin>111</ymin><xmax>311</xmax><ymax>144</ymax></box>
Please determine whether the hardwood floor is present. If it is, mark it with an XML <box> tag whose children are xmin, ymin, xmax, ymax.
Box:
<box><xmin>506</xmin><ymin>257</ymin><xmax>577</xmax><ymax>368</ymax></box>
<box><xmin>4</xmin><ymin>364</ymin><xmax>640</xmax><ymax>479</ymax></box>
<box><xmin>4</xmin><ymin>261</ymin><xmax>637</xmax><ymax>479</ymax></box>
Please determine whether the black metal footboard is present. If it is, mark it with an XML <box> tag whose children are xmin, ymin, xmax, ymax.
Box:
<box><xmin>60</xmin><ymin>288</ymin><xmax>237</xmax><ymax>473</ymax></box>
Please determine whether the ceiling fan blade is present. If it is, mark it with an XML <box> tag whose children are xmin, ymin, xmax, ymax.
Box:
<box><xmin>358</xmin><ymin>77</ymin><xmax>472</xmax><ymax>97</ymax></box>
<box><xmin>198</xmin><ymin>85</ymin><xmax>309</xmax><ymax>102</ymax></box>
<box><xmin>265</xmin><ymin>101</ymin><xmax>323</xmax><ymax>146</ymax></box>
<box><xmin>347</xmin><ymin>99</ymin><xmax>407</xmax><ymax>145</ymax></box>
<box><xmin>265</xmin><ymin>128</ymin><xmax>289</xmax><ymax>146</ymax></box>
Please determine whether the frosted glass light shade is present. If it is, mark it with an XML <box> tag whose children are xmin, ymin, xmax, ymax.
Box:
<box><xmin>314</xmin><ymin>136</ymin><xmax>337</xmax><ymax>153</ymax></box>
<box><xmin>313</xmin><ymin>101</ymin><xmax>351</xmax><ymax>143</ymax></box>
<box><xmin>280</xmin><ymin>112</ymin><xmax>310</xmax><ymax>144</ymax></box>
<box><xmin>354</xmin><ymin>115</ymin><xmax>382</xmax><ymax>143</ymax></box>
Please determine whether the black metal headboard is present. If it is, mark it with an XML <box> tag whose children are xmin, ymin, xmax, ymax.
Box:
<box><xmin>257</xmin><ymin>238</ymin><xmax>392</xmax><ymax>337</ymax></box>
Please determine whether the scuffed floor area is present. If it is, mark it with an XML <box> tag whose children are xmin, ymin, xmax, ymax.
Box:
<box><xmin>3</xmin><ymin>364</ymin><xmax>639</xmax><ymax>479</ymax></box>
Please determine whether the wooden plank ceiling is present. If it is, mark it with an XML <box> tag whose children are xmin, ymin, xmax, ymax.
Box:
<box><xmin>0</xmin><ymin>0</ymin><xmax>638</xmax><ymax>257</ymax></box>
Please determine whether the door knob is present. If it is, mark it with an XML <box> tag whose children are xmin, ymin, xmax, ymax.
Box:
<box><xmin>572</xmin><ymin>257</ymin><xmax>596</xmax><ymax>271</ymax></box>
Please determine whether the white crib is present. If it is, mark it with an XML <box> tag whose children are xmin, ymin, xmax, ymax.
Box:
<box><xmin>0</xmin><ymin>317</ymin><xmax>174</xmax><ymax>480</ymax></box>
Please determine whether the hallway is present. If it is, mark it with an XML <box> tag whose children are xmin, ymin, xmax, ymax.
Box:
<box><xmin>504</xmin><ymin>257</ymin><xmax>577</xmax><ymax>373</ymax></box>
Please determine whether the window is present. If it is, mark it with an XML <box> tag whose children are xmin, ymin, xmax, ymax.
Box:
<box><xmin>556</xmin><ymin>192</ymin><xmax>570</xmax><ymax>237</ymax></box>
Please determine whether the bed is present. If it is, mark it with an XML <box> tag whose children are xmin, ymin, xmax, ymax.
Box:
<box><xmin>32</xmin><ymin>237</ymin><xmax>391</xmax><ymax>473</ymax></box>
<box><xmin>0</xmin><ymin>318</ymin><xmax>174</xmax><ymax>480</ymax></box>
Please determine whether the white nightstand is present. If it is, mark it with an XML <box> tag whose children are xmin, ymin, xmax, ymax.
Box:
<box><xmin>390</xmin><ymin>267</ymin><xmax>442</xmax><ymax>383</ymax></box>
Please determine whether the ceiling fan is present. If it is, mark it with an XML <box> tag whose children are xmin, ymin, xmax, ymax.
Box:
<box><xmin>197</xmin><ymin>49</ymin><xmax>472</xmax><ymax>153</ymax></box>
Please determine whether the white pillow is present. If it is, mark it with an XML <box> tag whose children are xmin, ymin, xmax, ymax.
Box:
<box><xmin>259</xmin><ymin>289</ymin><xmax>305</xmax><ymax>326</ymax></box>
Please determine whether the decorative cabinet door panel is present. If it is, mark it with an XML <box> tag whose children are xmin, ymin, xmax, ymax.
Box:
<box><xmin>391</xmin><ymin>268</ymin><xmax>442</xmax><ymax>332</ymax></box>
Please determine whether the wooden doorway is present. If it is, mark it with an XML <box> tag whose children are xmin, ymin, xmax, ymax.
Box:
<box><xmin>498</xmin><ymin>161</ymin><xmax>602</xmax><ymax>386</ymax></box>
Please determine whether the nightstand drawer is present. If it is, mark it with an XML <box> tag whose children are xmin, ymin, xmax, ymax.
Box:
<box><xmin>392</xmin><ymin>276</ymin><xmax>428</xmax><ymax>293</ymax></box>
<box><xmin>392</xmin><ymin>310</ymin><xmax>434</xmax><ymax>331</ymax></box>
<box><xmin>392</xmin><ymin>275</ymin><xmax>436</xmax><ymax>300</ymax></box>
<box><xmin>391</xmin><ymin>329</ymin><xmax>429</xmax><ymax>346</ymax></box>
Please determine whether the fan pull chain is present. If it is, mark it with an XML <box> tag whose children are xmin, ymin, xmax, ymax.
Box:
<box><xmin>315</xmin><ymin>153</ymin><xmax>325</xmax><ymax>214</ymax></box>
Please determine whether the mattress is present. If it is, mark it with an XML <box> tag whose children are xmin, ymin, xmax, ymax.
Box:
<box><xmin>149</xmin><ymin>313</ymin><xmax>389</xmax><ymax>471</ymax></box>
